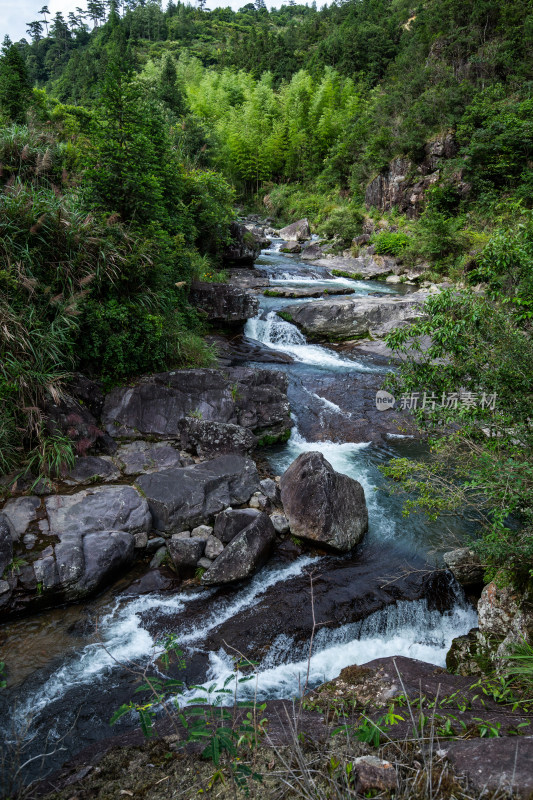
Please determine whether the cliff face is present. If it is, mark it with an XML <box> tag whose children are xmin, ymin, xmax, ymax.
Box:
<box><xmin>364</xmin><ymin>133</ymin><xmax>469</xmax><ymax>217</ymax></box>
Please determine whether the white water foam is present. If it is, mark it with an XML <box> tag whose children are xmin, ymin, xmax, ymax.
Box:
<box><xmin>245</xmin><ymin>311</ymin><xmax>379</xmax><ymax>372</ymax></box>
<box><xmin>269</xmin><ymin>274</ymin><xmax>396</xmax><ymax>294</ymax></box>
<box><xmin>182</xmin><ymin>597</ymin><xmax>478</xmax><ymax>705</ymax></box>
<box><xmin>15</xmin><ymin>557</ymin><xmax>318</xmax><ymax>725</ymax></box>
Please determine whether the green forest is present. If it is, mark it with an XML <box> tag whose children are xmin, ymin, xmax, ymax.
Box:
<box><xmin>1</xmin><ymin>0</ymin><xmax>532</xmax><ymax>585</ymax></box>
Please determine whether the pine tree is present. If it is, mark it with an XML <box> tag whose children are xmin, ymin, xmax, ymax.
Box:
<box><xmin>0</xmin><ymin>37</ymin><xmax>31</xmax><ymax>123</ymax></box>
<box><xmin>159</xmin><ymin>53</ymin><xmax>187</xmax><ymax>115</ymax></box>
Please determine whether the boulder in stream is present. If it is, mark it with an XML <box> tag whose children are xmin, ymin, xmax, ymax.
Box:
<box><xmin>135</xmin><ymin>454</ymin><xmax>260</xmax><ymax>534</ymax></box>
<box><xmin>201</xmin><ymin>511</ymin><xmax>276</xmax><ymax>584</ymax></box>
<box><xmin>278</xmin><ymin>218</ymin><xmax>311</xmax><ymax>242</ymax></box>
<box><xmin>189</xmin><ymin>281</ymin><xmax>259</xmax><ymax>325</ymax></box>
<box><xmin>280</xmin><ymin>451</ymin><xmax>368</xmax><ymax>551</ymax></box>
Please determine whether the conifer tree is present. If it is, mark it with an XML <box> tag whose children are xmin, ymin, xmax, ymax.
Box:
<box><xmin>0</xmin><ymin>37</ymin><xmax>31</xmax><ymax>123</ymax></box>
<box><xmin>159</xmin><ymin>53</ymin><xmax>187</xmax><ymax>115</ymax></box>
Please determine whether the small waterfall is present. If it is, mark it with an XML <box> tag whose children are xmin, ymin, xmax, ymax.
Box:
<box><xmin>182</xmin><ymin>594</ymin><xmax>478</xmax><ymax>705</ymax></box>
<box><xmin>245</xmin><ymin>311</ymin><xmax>379</xmax><ymax>372</ymax></box>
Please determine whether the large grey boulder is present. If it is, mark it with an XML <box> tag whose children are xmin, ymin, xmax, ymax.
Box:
<box><xmin>189</xmin><ymin>281</ymin><xmax>259</xmax><ymax>325</ymax></box>
<box><xmin>315</xmin><ymin>254</ymin><xmax>397</xmax><ymax>279</ymax></box>
<box><xmin>280</xmin><ymin>452</ymin><xmax>368</xmax><ymax>552</ymax></box>
<box><xmin>278</xmin><ymin>218</ymin><xmax>311</xmax><ymax>242</ymax></box>
<box><xmin>113</xmin><ymin>441</ymin><xmax>182</xmax><ymax>475</ymax></box>
<box><xmin>64</xmin><ymin>456</ymin><xmax>120</xmax><ymax>485</ymax></box>
<box><xmin>135</xmin><ymin>455</ymin><xmax>260</xmax><ymax>534</ymax></box>
<box><xmin>201</xmin><ymin>513</ymin><xmax>276</xmax><ymax>585</ymax></box>
<box><xmin>45</xmin><ymin>485</ymin><xmax>152</xmax><ymax>538</ymax></box>
<box><xmin>281</xmin><ymin>293</ymin><xmax>425</xmax><ymax>341</ymax></box>
<box><xmin>213</xmin><ymin>507</ymin><xmax>261</xmax><ymax>544</ymax></box>
<box><xmin>101</xmin><ymin>367</ymin><xmax>291</xmax><ymax>442</ymax></box>
<box><xmin>1</xmin><ymin>496</ymin><xmax>40</xmax><ymax>540</ymax></box>
<box><xmin>178</xmin><ymin>418</ymin><xmax>256</xmax><ymax>458</ymax></box>
<box><xmin>0</xmin><ymin>513</ymin><xmax>14</xmax><ymax>574</ymax></box>
<box><xmin>73</xmin><ymin>530</ymin><xmax>135</xmax><ymax>597</ymax></box>
<box><xmin>279</xmin><ymin>241</ymin><xmax>301</xmax><ymax>254</ymax></box>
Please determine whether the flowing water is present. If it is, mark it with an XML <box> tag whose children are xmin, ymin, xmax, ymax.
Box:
<box><xmin>0</xmin><ymin>239</ymin><xmax>477</xmax><ymax>780</ymax></box>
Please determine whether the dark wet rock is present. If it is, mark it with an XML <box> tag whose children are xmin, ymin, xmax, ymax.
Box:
<box><xmin>201</xmin><ymin>512</ymin><xmax>276</xmax><ymax>585</ymax></box>
<box><xmin>45</xmin><ymin>486</ymin><xmax>151</xmax><ymax>538</ymax></box>
<box><xmin>135</xmin><ymin>455</ymin><xmax>260</xmax><ymax>534</ymax></box>
<box><xmin>64</xmin><ymin>456</ymin><xmax>120</xmax><ymax>486</ymax></box>
<box><xmin>68</xmin><ymin>374</ymin><xmax>106</xmax><ymax>419</ymax></box>
<box><xmin>265</xmin><ymin>286</ymin><xmax>355</xmax><ymax>298</ymax></box>
<box><xmin>446</xmin><ymin>628</ymin><xmax>485</xmax><ymax>675</ymax></box>
<box><xmin>124</xmin><ymin>568</ymin><xmax>178</xmax><ymax>595</ymax></box>
<box><xmin>178</xmin><ymin>417</ymin><xmax>256</xmax><ymax>458</ymax></box>
<box><xmin>301</xmin><ymin>241</ymin><xmax>327</xmax><ymax>260</ymax></box>
<box><xmin>223</xmin><ymin>221</ymin><xmax>261</xmax><ymax>266</ymax></box>
<box><xmin>149</xmin><ymin>546</ymin><xmax>168</xmax><ymax>570</ymax></box>
<box><xmin>230</xmin><ymin>366</ymin><xmax>292</xmax><ymax>440</ymax></box>
<box><xmin>280</xmin><ymin>452</ymin><xmax>368</xmax><ymax>552</ymax></box>
<box><xmin>213</xmin><ymin>507</ymin><xmax>261</xmax><ymax>544</ymax></box>
<box><xmin>444</xmin><ymin>736</ymin><xmax>533</xmax><ymax>795</ymax></box>
<box><xmin>279</xmin><ymin>240</ymin><xmax>301</xmax><ymax>254</ymax></box>
<box><xmin>443</xmin><ymin>548</ymin><xmax>484</xmax><ymax>586</ymax></box>
<box><xmin>1</xmin><ymin>496</ymin><xmax>40</xmax><ymax>540</ymax></box>
<box><xmin>189</xmin><ymin>281</ymin><xmax>259</xmax><ymax>326</ymax></box>
<box><xmin>208</xmin><ymin>334</ymin><xmax>294</xmax><ymax>367</ymax></box>
<box><xmin>146</xmin><ymin>536</ymin><xmax>166</xmax><ymax>552</ymax></box>
<box><xmin>0</xmin><ymin>513</ymin><xmax>14</xmax><ymax>574</ymax></box>
<box><xmin>282</xmin><ymin>293</ymin><xmax>426</xmax><ymax>341</ymax></box>
<box><xmin>168</xmin><ymin>536</ymin><xmax>205</xmax><ymax>570</ymax></box>
<box><xmin>278</xmin><ymin>218</ymin><xmax>311</xmax><ymax>242</ymax></box>
<box><xmin>101</xmin><ymin>367</ymin><xmax>291</xmax><ymax>442</ymax></box>
<box><xmin>113</xmin><ymin>441</ymin><xmax>182</xmax><ymax>476</ymax></box>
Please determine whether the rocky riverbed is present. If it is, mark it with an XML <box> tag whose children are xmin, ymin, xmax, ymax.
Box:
<box><xmin>1</xmin><ymin>219</ymin><xmax>532</xmax><ymax>797</ymax></box>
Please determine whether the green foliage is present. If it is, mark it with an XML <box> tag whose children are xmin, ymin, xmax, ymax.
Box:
<box><xmin>0</xmin><ymin>37</ymin><xmax>32</xmax><ymax>123</ymax></box>
<box><xmin>383</xmin><ymin>290</ymin><xmax>533</xmax><ymax>584</ymax></box>
<box><xmin>371</xmin><ymin>230</ymin><xmax>410</xmax><ymax>256</ymax></box>
<box><xmin>317</xmin><ymin>204</ymin><xmax>364</xmax><ymax>245</ymax></box>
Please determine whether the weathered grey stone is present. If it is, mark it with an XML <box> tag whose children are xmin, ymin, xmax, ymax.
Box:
<box><xmin>168</xmin><ymin>537</ymin><xmax>205</xmax><ymax>569</ymax></box>
<box><xmin>23</xmin><ymin>533</ymin><xmax>37</xmax><ymax>549</ymax></box>
<box><xmin>45</xmin><ymin>486</ymin><xmax>151</xmax><ymax>539</ymax></box>
<box><xmin>64</xmin><ymin>456</ymin><xmax>120</xmax><ymax>485</ymax></box>
<box><xmin>1</xmin><ymin>496</ymin><xmax>40</xmax><ymax>540</ymax></box>
<box><xmin>270</xmin><ymin>513</ymin><xmax>290</xmax><ymax>534</ymax></box>
<box><xmin>135</xmin><ymin>455</ymin><xmax>259</xmax><ymax>534</ymax></box>
<box><xmin>113</xmin><ymin>441</ymin><xmax>182</xmax><ymax>476</ymax></box>
<box><xmin>443</xmin><ymin>548</ymin><xmax>484</xmax><ymax>586</ymax></box>
<box><xmin>260</xmin><ymin>478</ymin><xmax>280</xmax><ymax>503</ymax></box>
<box><xmin>74</xmin><ymin>531</ymin><xmax>135</xmax><ymax>597</ymax></box>
<box><xmin>213</xmin><ymin>508</ymin><xmax>261</xmax><ymax>544</ymax></box>
<box><xmin>189</xmin><ymin>281</ymin><xmax>259</xmax><ymax>325</ymax></box>
<box><xmin>0</xmin><ymin>513</ymin><xmax>14</xmax><ymax>574</ymax></box>
<box><xmin>278</xmin><ymin>218</ymin><xmax>311</xmax><ymax>242</ymax></box>
<box><xmin>197</xmin><ymin>557</ymin><xmax>212</xmax><ymax>569</ymax></box>
<box><xmin>102</xmin><ymin>367</ymin><xmax>291</xmax><ymax>442</ymax></box>
<box><xmin>444</xmin><ymin>737</ymin><xmax>533</xmax><ymax>796</ymax></box>
<box><xmin>133</xmin><ymin>531</ymin><xmax>148</xmax><ymax>549</ymax></box>
<box><xmin>280</xmin><ymin>452</ymin><xmax>368</xmax><ymax>552</ymax></box>
<box><xmin>191</xmin><ymin>525</ymin><xmax>213</xmax><ymax>540</ymax></box>
<box><xmin>33</xmin><ymin>545</ymin><xmax>59</xmax><ymax>590</ymax></box>
<box><xmin>279</xmin><ymin>240</ymin><xmax>301</xmax><ymax>253</ymax></box>
<box><xmin>205</xmin><ymin>534</ymin><xmax>224</xmax><ymax>560</ymax></box>
<box><xmin>0</xmin><ymin>578</ymin><xmax>11</xmax><ymax>595</ymax></box>
<box><xmin>282</xmin><ymin>293</ymin><xmax>426</xmax><ymax>341</ymax></box>
<box><xmin>179</xmin><ymin>418</ymin><xmax>256</xmax><ymax>458</ymax></box>
<box><xmin>201</xmin><ymin>513</ymin><xmax>276</xmax><ymax>585</ymax></box>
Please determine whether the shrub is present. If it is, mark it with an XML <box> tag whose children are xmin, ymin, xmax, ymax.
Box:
<box><xmin>317</xmin><ymin>204</ymin><xmax>364</xmax><ymax>244</ymax></box>
<box><xmin>371</xmin><ymin>231</ymin><xmax>410</xmax><ymax>256</ymax></box>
